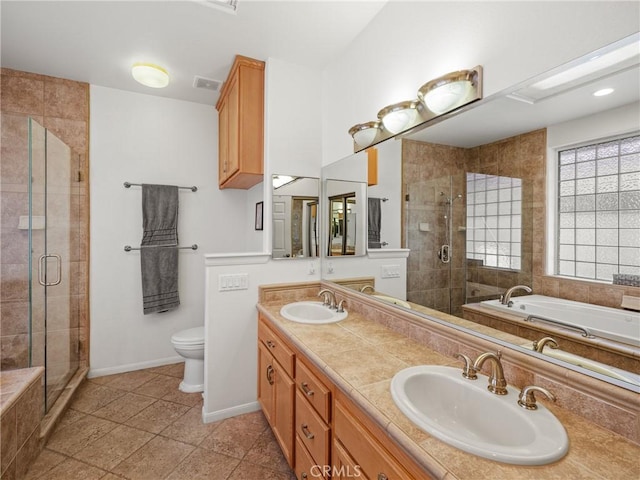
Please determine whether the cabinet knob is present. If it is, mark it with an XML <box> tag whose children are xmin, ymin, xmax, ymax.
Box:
<box><xmin>266</xmin><ymin>365</ymin><xmax>274</xmax><ymax>385</ymax></box>
<box><xmin>266</xmin><ymin>340</ymin><xmax>276</xmax><ymax>349</ymax></box>
<box><xmin>300</xmin><ymin>382</ymin><xmax>314</xmax><ymax>396</ymax></box>
<box><xmin>301</xmin><ymin>423</ymin><xmax>315</xmax><ymax>440</ymax></box>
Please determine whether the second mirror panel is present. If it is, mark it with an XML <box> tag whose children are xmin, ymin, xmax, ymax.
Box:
<box><xmin>271</xmin><ymin>175</ymin><xmax>319</xmax><ymax>259</ymax></box>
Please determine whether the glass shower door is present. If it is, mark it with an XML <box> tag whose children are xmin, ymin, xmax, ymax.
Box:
<box><xmin>29</xmin><ymin>118</ymin><xmax>78</xmax><ymax>411</ymax></box>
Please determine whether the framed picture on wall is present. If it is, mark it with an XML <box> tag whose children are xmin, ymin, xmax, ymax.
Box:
<box><xmin>255</xmin><ymin>201</ymin><xmax>264</xmax><ymax>230</ymax></box>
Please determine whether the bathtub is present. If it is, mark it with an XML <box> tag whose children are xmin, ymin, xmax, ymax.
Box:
<box><xmin>481</xmin><ymin>295</ymin><xmax>640</xmax><ymax>348</ymax></box>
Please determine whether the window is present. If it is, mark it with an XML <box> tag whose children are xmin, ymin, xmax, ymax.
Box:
<box><xmin>556</xmin><ymin>134</ymin><xmax>640</xmax><ymax>282</ymax></box>
<box><xmin>466</xmin><ymin>173</ymin><xmax>522</xmax><ymax>270</ymax></box>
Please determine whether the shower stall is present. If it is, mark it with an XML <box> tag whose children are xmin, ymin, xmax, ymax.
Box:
<box><xmin>402</xmin><ymin>137</ymin><xmax>535</xmax><ymax>318</ymax></box>
<box><xmin>1</xmin><ymin>116</ymin><xmax>81</xmax><ymax>412</ymax></box>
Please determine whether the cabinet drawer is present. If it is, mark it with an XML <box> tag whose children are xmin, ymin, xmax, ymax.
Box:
<box><xmin>296</xmin><ymin>436</ymin><xmax>328</xmax><ymax>480</ymax></box>
<box><xmin>296</xmin><ymin>359</ymin><xmax>331</xmax><ymax>423</ymax></box>
<box><xmin>259</xmin><ymin>319</ymin><xmax>294</xmax><ymax>377</ymax></box>
<box><xmin>334</xmin><ymin>399</ymin><xmax>411</xmax><ymax>480</ymax></box>
<box><xmin>296</xmin><ymin>390</ymin><xmax>330</xmax><ymax>466</ymax></box>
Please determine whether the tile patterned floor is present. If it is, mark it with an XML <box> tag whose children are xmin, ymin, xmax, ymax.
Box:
<box><xmin>26</xmin><ymin>363</ymin><xmax>296</xmax><ymax>480</ymax></box>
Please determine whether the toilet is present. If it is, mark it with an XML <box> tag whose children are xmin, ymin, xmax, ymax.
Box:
<box><xmin>170</xmin><ymin>326</ymin><xmax>205</xmax><ymax>393</ymax></box>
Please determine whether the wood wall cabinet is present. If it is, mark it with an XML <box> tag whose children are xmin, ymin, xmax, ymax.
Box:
<box><xmin>216</xmin><ymin>55</ymin><xmax>265</xmax><ymax>189</ymax></box>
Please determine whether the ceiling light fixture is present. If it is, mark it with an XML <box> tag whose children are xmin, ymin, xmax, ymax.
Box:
<box><xmin>593</xmin><ymin>87</ymin><xmax>615</xmax><ymax>97</ymax></box>
<box><xmin>131</xmin><ymin>63</ymin><xmax>170</xmax><ymax>88</ymax></box>
<box><xmin>348</xmin><ymin>66</ymin><xmax>483</xmax><ymax>151</ymax></box>
<box><xmin>418</xmin><ymin>70</ymin><xmax>477</xmax><ymax>115</ymax></box>
<box><xmin>348</xmin><ymin>121</ymin><xmax>381</xmax><ymax>147</ymax></box>
<box><xmin>377</xmin><ymin>101</ymin><xmax>419</xmax><ymax>134</ymax></box>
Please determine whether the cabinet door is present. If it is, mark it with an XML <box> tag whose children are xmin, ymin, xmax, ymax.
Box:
<box><xmin>333</xmin><ymin>440</ymin><xmax>368</xmax><ymax>480</ymax></box>
<box><xmin>226</xmin><ymin>73</ymin><xmax>240</xmax><ymax>181</ymax></box>
<box><xmin>218</xmin><ymin>99</ymin><xmax>229</xmax><ymax>185</ymax></box>
<box><xmin>273</xmin><ymin>359</ymin><xmax>295</xmax><ymax>467</ymax></box>
<box><xmin>257</xmin><ymin>343</ymin><xmax>275</xmax><ymax>426</ymax></box>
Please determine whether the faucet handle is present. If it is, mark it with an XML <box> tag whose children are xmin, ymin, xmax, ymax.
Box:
<box><xmin>337</xmin><ymin>299</ymin><xmax>347</xmax><ymax>313</ymax></box>
<box><xmin>518</xmin><ymin>385</ymin><xmax>556</xmax><ymax>410</ymax></box>
<box><xmin>455</xmin><ymin>354</ymin><xmax>477</xmax><ymax>380</ymax></box>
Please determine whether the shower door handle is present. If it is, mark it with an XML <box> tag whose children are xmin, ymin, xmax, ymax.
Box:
<box><xmin>38</xmin><ymin>254</ymin><xmax>62</xmax><ymax>286</ymax></box>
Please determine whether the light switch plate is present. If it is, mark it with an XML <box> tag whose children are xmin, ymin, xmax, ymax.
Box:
<box><xmin>219</xmin><ymin>273</ymin><xmax>249</xmax><ymax>291</ymax></box>
<box><xmin>381</xmin><ymin>264</ymin><xmax>401</xmax><ymax>279</ymax></box>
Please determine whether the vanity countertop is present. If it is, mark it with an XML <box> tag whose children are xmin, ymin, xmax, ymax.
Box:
<box><xmin>257</xmin><ymin>299</ymin><xmax>640</xmax><ymax>480</ymax></box>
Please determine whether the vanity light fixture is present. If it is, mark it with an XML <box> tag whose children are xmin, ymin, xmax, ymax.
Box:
<box><xmin>377</xmin><ymin>100</ymin><xmax>419</xmax><ymax>134</ymax></box>
<box><xmin>347</xmin><ymin>66</ymin><xmax>483</xmax><ymax>152</ymax></box>
<box><xmin>348</xmin><ymin>121</ymin><xmax>381</xmax><ymax>147</ymax></box>
<box><xmin>593</xmin><ymin>87</ymin><xmax>614</xmax><ymax>97</ymax></box>
<box><xmin>131</xmin><ymin>63</ymin><xmax>170</xmax><ymax>88</ymax></box>
<box><xmin>418</xmin><ymin>70</ymin><xmax>477</xmax><ymax>115</ymax></box>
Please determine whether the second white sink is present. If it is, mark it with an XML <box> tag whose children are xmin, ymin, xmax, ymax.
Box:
<box><xmin>391</xmin><ymin>365</ymin><xmax>569</xmax><ymax>465</ymax></box>
<box><xmin>280</xmin><ymin>301</ymin><xmax>347</xmax><ymax>324</ymax></box>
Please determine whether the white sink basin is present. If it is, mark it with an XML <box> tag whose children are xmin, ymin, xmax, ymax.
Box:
<box><xmin>280</xmin><ymin>301</ymin><xmax>347</xmax><ymax>324</ymax></box>
<box><xmin>373</xmin><ymin>294</ymin><xmax>411</xmax><ymax>309</ymax></box>
<box><xmin>391</xmin><ymin>365</ymin><xmax>568</xmax><ymax>465</ymax></box>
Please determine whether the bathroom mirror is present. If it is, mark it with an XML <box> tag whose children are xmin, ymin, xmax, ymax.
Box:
<box><xmin>324</xmin><ymin>179</ymin><xmax>367</xmax><ymax>257</ymax></box>
<box><xmin>271</xmin><ymin>175</ymin><xmax>319</xmax><ymax>259</ymax></box>
<box><xmin>320</xmin><ymin>35</ymin><xmax>640</xmax><ymax>391</ymax></box>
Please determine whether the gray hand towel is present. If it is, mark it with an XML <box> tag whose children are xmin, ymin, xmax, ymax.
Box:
<box><xmin>140</xmin><ymin>184</ymin><xmax>180</xmax><ymax>314</ymax></box>
<box><xmin>368</xmin><ymin>197</ymin><xmax>382</xmax><ymax>249</ymax></box>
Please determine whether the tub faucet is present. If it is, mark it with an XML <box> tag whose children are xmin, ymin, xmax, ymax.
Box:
<box><xmin>472</xmin><ymin>351</ymin><xmax>508</xmax><ymax>395</ymax></box>
<box><xmin>318</xmin><ymin>289</ymin><xmax>337</xmax><ymax>309</ymax></box>
<box><xmin>500</xmin><ymin>285</ymin><xmax>532</xmax><ymax>306</ymax></box>
<box><xmin>360</xmin><ymin>285</ymin><xmax>375</xmax><ymax>293</ymax></box>
<box><xmin>533</xmin><ymin>337</ymin><xmax>559</xmax><ymax>353</ymax></box>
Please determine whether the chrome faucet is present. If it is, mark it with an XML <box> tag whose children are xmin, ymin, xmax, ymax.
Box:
<box><xmin>533</xmin><ymin>337</ymin><xmax>559</xmax><ymax>353</ymax></box>
<box><xmin>318</xmin><ymin>289</ymin><xmax>337</xmax><ymax>309</ymax></box>
<box><xmin>500</xmin><ymin>285</ymin><xmax>532</xmax><ymax>306</ymax></box>
<box><xmin>360</xmin><ymin>285</ymin><xmax>375</xmax><ymax>293</ymax></box>
<box><xmin>472</xmin><ymin>351</ymin><xmax>508</xmax><ymax>395</ymax></box>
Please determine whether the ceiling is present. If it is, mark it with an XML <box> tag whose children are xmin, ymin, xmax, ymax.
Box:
<box><xmin>2</xmin><ymin>1</ymin><xmax>637</xmax><ymax>149</ymax></box>
<box><xmin>1</xmin><ymin>0</ymin><xmax>388</xmax><ymax>105</ymax></box>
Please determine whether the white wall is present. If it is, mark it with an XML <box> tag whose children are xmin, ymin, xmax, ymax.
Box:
<box><xmin>89</xmin><ymin>85</ymin><xmax>250</xmax><ymax>376</ymax></box>
<box><xmin>322</xmin><ymin>1</ymin><xmax>640</xmax><ymax>164</ymax></box>
<box><xmin>203</xmin><ymin>58</ymin><xmax>324</xmax><ymax>419</ymax></box>
<box><xmin>368</xmin><ymin>139</ymin><xmax>402</xmax><ymax>248</ymax></box>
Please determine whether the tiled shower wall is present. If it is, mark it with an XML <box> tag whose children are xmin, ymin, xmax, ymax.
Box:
<box><xmin>0</xmin><ymin>68</ymin><xmax>89</xmax><ymax>371</ymax></box>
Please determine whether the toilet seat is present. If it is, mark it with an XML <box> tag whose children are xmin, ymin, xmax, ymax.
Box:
<box><xmin>171</xmin><ymin>326</ymin><xmax>204</xmax><ymax>346</ymax></box>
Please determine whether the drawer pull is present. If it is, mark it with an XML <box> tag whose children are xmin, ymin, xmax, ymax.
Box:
<box><xmin>301</xmin><ymin>474</ymin><xmax>308</xmax><ymax>479</ymax></box>
<box><xmin>378</xmin><ymin>474</ymin><xmax>389</xmax><ymax>480</ymax></box>
<box><xmin>266</xmin><ymin>365</ymin><xmax>274</xmax><ymax>385</ymax></box>
<box><xmin>300</xmin><ymin>382</ymin><xmax>314</xmax><ymax>397</ymax></box>
<box><xmin>266</xmin><ymin>340</ymin><xmax>276</xmax><ymax>349</ymax></box>
<box><xmin>301</xmin><ymin>423</ymin><xmax>315</xmax><ymax>440</ymax></box>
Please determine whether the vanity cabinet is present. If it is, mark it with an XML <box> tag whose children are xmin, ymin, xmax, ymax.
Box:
<box><xmin>216</xmin><ymin>55</ymin><xmax>264</xmax><ymax>189</ymax></box>
<box><xmin>295</xmin><ymin>358</ymin><xmax>331</xmax><ymax>480</ymax></box>
<box><xmin>257</xmin><ymin>320</ymin><xmax>295</xmax><ymax>466</ymax></box>
<box><xmin>258</xmin><ymin>314</ymin><xmax>428</xmax><ymax>480</ymax></box>
<box><xmin>334</xmin><ymin>393</ymin><xmax>417</xmax><ymax>480</ymax></box>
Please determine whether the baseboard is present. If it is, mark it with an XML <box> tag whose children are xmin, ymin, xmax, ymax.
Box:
<box><xmin>201</xmin><ymin>401</ymin><xmax>261</xmax><ymax>424</ymax></box>
<box><xmin>88</xmin><ymin>356</ymin><xmax>184</xmax><ymax>378</ymax></box>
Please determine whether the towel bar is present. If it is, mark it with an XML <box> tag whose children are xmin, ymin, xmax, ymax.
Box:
<box><xmin>124</xmin><ymin>244</ymin><xmax>198</xmax><ymax>252</ymax></box>
<box><xmin>124</xmin><ymin>182</ymin><xmax>198</xmax><ymax>192</ymax></box>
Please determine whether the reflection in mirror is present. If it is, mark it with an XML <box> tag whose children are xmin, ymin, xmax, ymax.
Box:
<box><xmin>271</xmin><ymin>175</ymin><xmax>319</xmax><ymax>259</ymax></box>
<box><xmin>325</xmin><ymin>180</ymin><xmax>367</xmax><ymax>257</ymax></box>
<box><xmin>320</xmin><ymin>35</ymin><xmax>640</xmax><ymax>391</ymax></box>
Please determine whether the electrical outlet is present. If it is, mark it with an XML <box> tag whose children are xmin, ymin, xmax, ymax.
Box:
<box><xmin>219</xmin><ymin>273</ymin><xmax>249</xmax><ymax>291</ymax></box>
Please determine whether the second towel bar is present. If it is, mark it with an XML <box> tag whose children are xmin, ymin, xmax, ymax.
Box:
<box><xmin>124</xmin><ymin>244</ymin><xmax>198</xmax><ymax>252</ymax></box>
